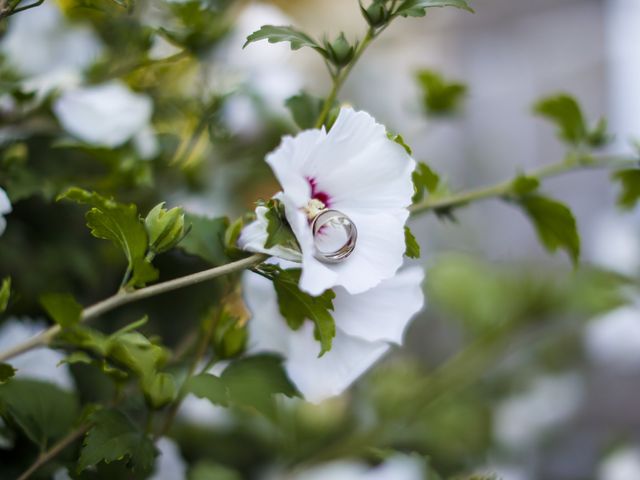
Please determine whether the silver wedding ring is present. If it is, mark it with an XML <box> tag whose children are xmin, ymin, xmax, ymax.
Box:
<box><xmin>310</xmin><ymin>209</ymin><xmax>357</xmax><ymax>263</ymax></box>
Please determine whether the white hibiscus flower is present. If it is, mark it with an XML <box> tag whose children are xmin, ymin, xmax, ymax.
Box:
<box><xmin>598</xmin><ymin>446</ymin><xmax>640</xmax><ymax>480</ymax></box>
<box><xmin>584</xmin><ymin>304</ymin><xmax>640</xmax><ymax>372</ymax></box>
<box><xmin>0</xmin><ymin>188</ymin><xmax>11</xmax><ymax>237</ymax></box>
<box><xmin>243</xmin><ymin>266</ymin><xmax>424</xmax><ymax>403</ymax></box>
<box><xmin>493</xmin><ymin>372</ymin><xmax>584</xmax><ymax>451</ymax></box>
<box><xmin>53</xmin><ymin>81</ymin><xmax>158</xmax><ymax>158</ymax></box>
<box><xmin>239</xmin><ymin>108</ymin><xmax>415</xmax><ymax>296</ymax></box>
<box><xmin>210</xmin><ymin>3</ymin><xmax>303</xmax><ymax>136</ymax></box>
<box><xmin>0</xmin><ymin>318</ymin><xmax>74</xmax><ymax>391</ymax></box>
<box><xmin>0</xmin><ymin>1</ymin><xmax>103</xmax><ymax>97</ymax></box>
<box><xmin>150</xmin><ymin>437</ymin><xmax>188</xmax><ymax>480</ymax></box>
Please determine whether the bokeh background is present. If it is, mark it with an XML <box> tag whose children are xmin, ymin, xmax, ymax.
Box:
<box><xmin>1</xmin><ymin>0</ymin><xmax>639</xmax><ymax>479</ymax></box>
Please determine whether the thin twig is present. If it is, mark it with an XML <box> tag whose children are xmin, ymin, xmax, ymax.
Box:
<box><xmin>16</xmin><ymin>423</ymin><xmax>89</xmax><ymax>480</ymax></box>
<box><xmin>0</xmin><ymin>254</ymin><xmax>267</xmax><ymax>363</ymax></box>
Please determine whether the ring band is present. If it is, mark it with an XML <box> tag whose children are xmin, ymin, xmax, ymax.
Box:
<box><xmin>310</xmin><ymin>209</ymin><xmax>357</xmax><ymax>263</ymax></box>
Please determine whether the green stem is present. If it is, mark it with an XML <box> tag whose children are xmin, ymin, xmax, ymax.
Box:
<box><xmin>16</xmin><ymin>423</ymin><xmax>90</xmax><ymax>480</ymax></box>
<box><xmin>0</xmin><ymin>253</ymin><xmax>267</xmax><ymax>363</ymax></box>
<box><xmin>155</xmin><ymin>309</ymin><xmax>219</xmax><ymax>439</ymax></box>
<box><xmin>409</xmin><ymin>154</ymin><xmax>639</xmax><ymax>215</ymax></box>
<box><xmin>0</xmin><ymin>155</ymin><xmax>635</xmax><ymax>364</ymax></box>
<box><xmin>314</xmin><ymin>29</ymin><xmax>376</xmax><ymax>128</ymax></box>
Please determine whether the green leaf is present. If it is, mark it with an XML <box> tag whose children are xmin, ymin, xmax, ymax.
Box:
<box><xmin>141</xmin><ymin>372</ymin><xmax>176</xmax><ymax>409</ymax></box>
<box><xmin>396</xmin><ymin>0</ymin><xmax>474</xmax><ymax>18</ymax></box>
<box><xmin>186</xmin><ymin>373</ymin><xmax>228</xmax><ymax>406</ymax></box>
<box><xmin>534</xmin><ymin>94</ymin><xmax>587</xmax><ymax>146</ymax></box>
<box><xmin>0</xmin><ymin>277</ymin><xmax>10</xmax><ymax>314</ymax></box>
<box><xmin>78</xmin><ymin>409</ymin><xmax>156</xmax><ymax>473</ymax></box>
<box><xmin>145</xmin><ymin>202</ymin><xmax>185</xmax><ymax>254</ymax></box>
<box><xmin>511</xmin><ymin>175</ymin><xmax>540</xmax><ymax>196</ymax></box>
<box><xmin>244</xmin><ymin>25</ymin><xmax>326</xmax><ymax>56</ymax></box>
<box><xmin>534</xmin><ymin>94</ymin><xmax>611</xmax><ymax>147</ymax></box>
<box><xmin>515</xmin><ymin>195</ymin><xmax>580</xmax><ymax>264</ymax></box>
<box><xmin>58</xmin><ymin>351</ymin><xmax>93</xmax><ymax>367</ymax></box>
<box><xmin>404</xmin><ymin>226</ymin><xmax>421</xmax><ymax>259</ymax></box>
<box><xmin>415</xmin><ymin>69</ymin><xmax>467</xmax><ymax>115</ymax></box>
<box><xmin>387</xmin><ymin>132</ymin><xmax>412</xmax><ymax>155</ymax></box>
<box><xmin>262</xmin><ymin>266</ymin><xmax>336</xmax><ymax>356</ymax></box>
<box><xmin>412</xmin><ymin>161</ymin><xmax>441</xmax><ymax>203</ymax></box>
<box><xmin>40</xmin><ymin>293</ymin><xmax>83</xmax><ymax>328</ymax></box>
<box><xmin>189</xmin><ymin>461</ymin><xmax>242</xmax><ymax>480</ymax></box>
<box><xmin>286</xmin><ymin>92</ymin><xmax>325</xmax><ymax>130</ymax></box>
<box><xmin>108</xmin><ymin>331</ymin><xmax>170</xmax><ymax>380</ymax></box>
<box><xmin>180</xmin><ymin>214</ymin><xmax>229</xmax><ymax>266</ymax></box>
<box><xmin>0</xmin><ymin>363</ymin><xmax>15</xmax><ymax>384</ymax></box>
<box><xmin>58</xmin><ymin>188</ymin><xmax>157</xmax><ymax>288</ymax></box>
<box><xmin>0</xmin><ymin>379</ymin><xmax>79</xmax><ymax>450</ymax></box>
<box><xmin>588</xmin><ymin>117</ymin><xmax>612</xmax><ymax>147</ymax></box>
<box><xmin>222</xmin><ymin>354</ymin><xmax>297</xmax><ymax>417</ymax></box>
<box><xmin>612</xmin><ymin>169</ymin><xmax>640</xmax><ymax>210</ymax></box>
<box><xmin>187</xmin><ymin>355</ymin><xmax>296</xmax><ymax>418</ymax></box>
<box><xmin>264</xmin><ymin>199</ymin><xmax>300</xmax><ymax>251</ymax></box>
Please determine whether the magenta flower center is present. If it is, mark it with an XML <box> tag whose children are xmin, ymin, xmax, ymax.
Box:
<box><xmin>306</xmin><ymin>177</ymin><xmax>331</xmax><ymax>207</ymax></box>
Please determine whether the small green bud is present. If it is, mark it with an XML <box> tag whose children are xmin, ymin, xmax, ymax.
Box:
<box><xmin>212</xmin><ymin>288</ymin><xmax>249</xmax><ymax>359</ymax></box>
<box><xmin>361</xmin><ymin>2</ymin><xmax>389</xmax><ymax>27</ymax></box>
<box><xmin>145</xmin><ymin>202</ymin><xmax>185</xmax><ymax>253</ymax></box>
<box><xmin>325</xmin><ymin>33</ymin><xmax>355</xmax><ymax>68</ymax></box>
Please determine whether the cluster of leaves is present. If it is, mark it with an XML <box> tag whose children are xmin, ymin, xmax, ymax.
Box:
<box><xmin>244</xmin><ymin>0</ymin><xmax>473</xmax><ymax>76</ymax></box>
<box><xmin>416</xmin><ymin>69</ymin><xmax>467</xmax><ymax>116</ymax></box>
<box><xmin>57</xmin><ymin>188</ymin><xmax>185</xmax><ymax>289</ymax></box>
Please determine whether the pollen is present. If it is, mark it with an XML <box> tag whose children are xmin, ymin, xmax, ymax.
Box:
<box><xmin>305</xmin><ymin>198</ymin><xmax>327</xmax><ymax>220</ymax></box>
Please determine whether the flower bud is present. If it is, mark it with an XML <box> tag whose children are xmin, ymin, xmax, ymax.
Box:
<box><xmin>362</xmin><ymin>2</ymin><xmax>389</xmax><ymax>28</ymax></box>
<box><xmin>325</xmin><ymin>33</ymin><xmax>355</xmax><ymax>68</ymax></box>
<box><xmin>145</xmin><ymin>203</ymin><xmax>185</xmax><ymax>254</ymax></box>
<box><xmin>213</xmin><ymin>288</ymin><xmax>250</xmax><ymax>359</ymax></box>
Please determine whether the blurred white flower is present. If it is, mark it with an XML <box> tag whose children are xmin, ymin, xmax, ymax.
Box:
<box><xmin>598</xmin><ymin>446</ymin><xmax>640</xmax><ymax>480</ymax></box>
<box><xmin>53</xmin><ymin>81</ymin><xmax>157</xmax><ymax>157</ymax></box>
<box><xmin>585</xmin><ymin>304</ymin><xmax>640</xmax><ymax>371</ymax></box>
<box><xmin>240</xmin><ymin>108</ymin><xmax>415</xmax><ymax>296</ymax></box>
<box><xmin>179</xmin><ymin>361</ymin><xmax>233</xmax><ymax>429</ymax></box>
<box><xmin>493</xmin><ymin>373</ymin><xmax>583</xmax><ymax>451</ymax></box>
<box><xmin>264</xmin><ymin>455</ymin><xmax>425</xmax><ymax>480</ymax></box>
<box><xmin>0</xmin><ymin>2</ymin><xmax>102</xmax><ymax>96</ymax></box>
<box><xmin>0</xmin><ymin>318</ymin><xmax>74</xmax><ymax>391</ymax></box>
<box><xmin>588</xmin><ymin>214</ymin><xmax>640</xmax><ymax>277</ymax></box>
<box><xmin>243</xmin><ymin>267</ymin><xmax>424</xmax><ymax>403</ymax></box>
<box><xmin>212</xmin><ymin>2</ymin><xmax>303</xmax><ymax>135</ymax></box>
<box><xmin>475</xmin><ymin>464</ymin><xmax>531</xmax><ymax>480</ymax></box>
<box><xmin>0</xmin><ymin>188</ymin><xmax>11</xmax><ymax>237</ymax></box>
<box><xmin>150</xmin><ymin>437</ymin><xmax>187</xmax><ymax>480</ymax></box>
<box><xmin>148</xmin><ymin>35</ymin><xmax>182</xmax><ymax>61</ymax></box>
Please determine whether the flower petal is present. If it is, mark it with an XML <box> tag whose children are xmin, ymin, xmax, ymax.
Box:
<box><xmin>307</xmin><ymin>108</ymin><xmax>415</xmax><ymax>212</ymax></box>
<box><xmin>333</xmin><ymin>267</ymin><xmax>425</xmax><ymax>345</ymax></box>
<box><xmin>238</xmin><ymin>205</ymin><xmax>302</xmax><ymax>262</ymax></box>
<box><xmin>243</xmin><ymin>271</ymin><xmax>290</xmax><ymax>356</ymax></box>
<box><xmin>266</xmin><ymin>129</ymin><xmax>324</xmax><ymax>207</ymax></box>
<box><xmin>295</xmin><ymin>208</ymin><xmax>409</xmax><ymax>295</ymax></box>
<box><xmin>285</xmin><ymin>324</ymin><xmax>389</xmax><ymax>403</ymax></box>
<box><xmin>53</xmin><ymin>81</ymin><xmax>152</xmax><ymax>148</ymax></box>
<box><xmin>243</xmin><ymin>270</ymin><xmax>390</xmax><ymax>402</ymax></box>
<box><xmin>0</xmin><ymin>188</ymin><xmax>12</xmax><ymax>215</ymax></box>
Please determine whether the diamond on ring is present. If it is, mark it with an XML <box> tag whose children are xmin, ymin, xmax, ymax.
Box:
<box><xmin>310</xmin><ymin>209</ymin><xmax>357</xmax><ymax>263</ymax></box>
